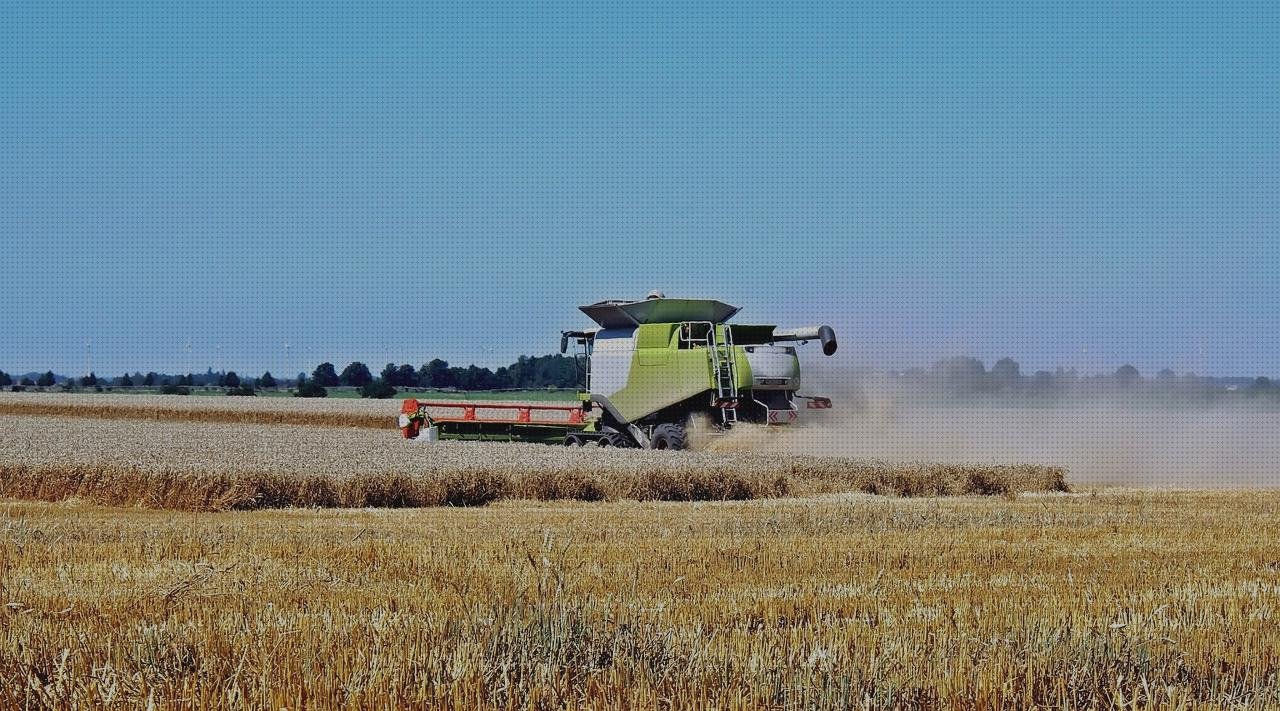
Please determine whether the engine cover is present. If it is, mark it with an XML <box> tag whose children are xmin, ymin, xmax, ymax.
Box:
<box><xmin>743</xmin><ymin>346</ymin><xmax>800</xmax><ymax>390</ymax></box>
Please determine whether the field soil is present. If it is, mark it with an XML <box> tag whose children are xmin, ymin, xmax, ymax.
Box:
<box><xmin>1</xmin><ymin>492</ymin><xmax>1277</xmax><ymax>709</ymax></box>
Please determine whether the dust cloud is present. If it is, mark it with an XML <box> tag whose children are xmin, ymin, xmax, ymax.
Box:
<box><xmin>698</xmin><ymin>372</ymin><xmax>1280</xmax><ymax>489</ymax></box>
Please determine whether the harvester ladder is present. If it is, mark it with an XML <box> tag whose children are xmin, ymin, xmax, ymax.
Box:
<box><xmin>709</xmin><ymin>324</ymin><xmax>739</xmax><ymax>425</ymax></box>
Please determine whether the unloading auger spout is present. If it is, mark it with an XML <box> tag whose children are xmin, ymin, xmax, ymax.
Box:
<box><xmin>770</xmin><ymin>326</ymin><xmax>838</xmax><ymax>356</ymax></box>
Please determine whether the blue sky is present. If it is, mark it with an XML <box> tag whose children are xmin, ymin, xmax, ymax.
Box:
<box><xmin>1</xmin><ymin>1</ymin><xmax>1276</xmax><ymax>377</ymax></box>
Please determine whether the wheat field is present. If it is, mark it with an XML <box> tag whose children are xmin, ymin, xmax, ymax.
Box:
<box><xmin>0</xmin><ymin>394</ymin><xmax>1273</xmax><ymax>708</ymax></box>
<box><xmin>1</xmin><ymin>491</ymin><xmax>1277</xmax><ymax>709</ymax></box>
<box><xmin>0</xmin><ymin>391</ymin><xmax>409</xmax><ymax>429</ymax></box>
<box><xmin>0</xmin><ymin>415</ymin><xmax>1065</xmax><ymax>510</ymax></box>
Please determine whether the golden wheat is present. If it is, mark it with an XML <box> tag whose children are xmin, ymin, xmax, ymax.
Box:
<box><xmin>0</xmin><ymin>391</ymin><xmax>511</xmax><ymax>430</ymax></box>
<box><xmin>0</xmin><ymin>491</ymin><xmax>1275</xmax><ymax>709</ymax></box>
<box><xmin>0</xmin><ymin>415</ymin><xmax>1066</xmax><ymax>510</ymax></box>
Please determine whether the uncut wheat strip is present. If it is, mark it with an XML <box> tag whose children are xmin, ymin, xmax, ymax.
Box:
<box><xmin>0</xmin><ymin>415</ymin><xmax>1067</xmax><ymax>510</ymax></box>
<box><xmin>0</xmin><ymin>415</ymin><xmax>1066</xmax><ymax>495</ymax></box>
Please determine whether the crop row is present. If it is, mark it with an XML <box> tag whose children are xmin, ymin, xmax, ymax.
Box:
<box><xmin>0</xmin><ymin>416</ymin><xmax>1067</xmax><ymax>510</ymax></box>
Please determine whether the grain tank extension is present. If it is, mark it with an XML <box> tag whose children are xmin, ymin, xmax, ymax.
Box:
<box><xmin>400</xmin><ymin>292</ymin><xmax>837</xmax><ymax>450</ymax></box>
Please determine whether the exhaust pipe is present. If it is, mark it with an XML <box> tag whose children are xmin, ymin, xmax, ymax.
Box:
<box><xmin>772</xmin><ymin>325</ymin><xmax>838</xmax><ymax>356</ymax></box>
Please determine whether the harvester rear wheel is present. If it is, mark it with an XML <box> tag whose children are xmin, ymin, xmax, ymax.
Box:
<box><xmin>564</xmin><ymin>435</ymin><xmax>584</xmax><ymax>447</ymax></box>
<box><xmin>651</xmin><ymin>423</ymin><xmax>688</xmax><ymax>451</ymax></box>
<box><xmin>596</xmin><ymin>432</ymin><xmax>630</xmax><ymax>448</ymax></box>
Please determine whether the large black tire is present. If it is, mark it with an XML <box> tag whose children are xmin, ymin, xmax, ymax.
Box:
<box><xmin>563</xmin><ymin>435</ymin><xmax>584</xmax><ymax>447</ymax></box>
<box><xmin>597</xmin><ymin>431</ymin><xmax>629</xmax><ymax>448</ymax></box>
<box><xmin>651</xmin><ymin>423</ymin><xmax>688</xmax><ymax>451</ymax></box>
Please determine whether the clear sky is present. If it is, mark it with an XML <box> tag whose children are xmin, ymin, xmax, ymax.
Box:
<box><xmin>2</xmin><ymin>1</ymin><xmax>1276</xmax><ymax>378</ymax></box>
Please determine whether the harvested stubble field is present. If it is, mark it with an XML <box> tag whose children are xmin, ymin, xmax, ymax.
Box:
<box><xmin>0</xmin><ymin>415</ymin><xmax>1065</xmax><ymax>510</ymax></box>
<box><xmin>1</xmin><ymin>491</ymin><xmax>1277</xmax><ymax>709</ymax></box>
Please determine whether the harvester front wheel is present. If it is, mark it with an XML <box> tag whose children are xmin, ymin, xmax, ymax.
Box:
<box><xmin>651</xmin><ymin>423</ymin><xmax>688</xmax><ymax>451</ymax></box>
<box><xmin>563</xmin><ymin>435</ymin><xmax>585</xmax><ymax>447</ymax></box>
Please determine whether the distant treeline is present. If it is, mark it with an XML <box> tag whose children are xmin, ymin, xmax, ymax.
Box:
<box><xmin>6</xmin><ymin>354</ymin><xmax>1280</xmax><ymax>404</ymax></box>
<box><xmin>0</xmin><ymin>354</ymin><xmax>581</xmax><ymax>395</ymax></box>
<box><xmin>869</xmin><ymin>356</ymin><xmax>1280</xmax><ymax>405</ymax></box>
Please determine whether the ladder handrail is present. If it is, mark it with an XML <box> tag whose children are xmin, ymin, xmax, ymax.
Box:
<box><xmin>678</xmin><ymin>321</ymin><xmax>740</xmax><ymax>426</ymax></box>
<box><xmin>716</xmin><ymin>324</ymin><xmax>739</xmax><ymax>398</ymax></box>
<box><xmin>709</xmin><ymin>323</ymin><xmax>739</xmax><ymax>424</ymax></box>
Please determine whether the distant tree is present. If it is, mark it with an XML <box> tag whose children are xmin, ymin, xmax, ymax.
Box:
<box><xmin>419</xmin><ymin>359</ymin><xmax>452</xmax><ymax>388</ymax></box>
<box><xmin>180</xmin><ymin>373</ymin><xmax>194</xmax><ymax>386</ymax></box>
<box><xmin>381</xmin><ymin>363</ymin><xmax>398</xmax><ymax>385</ymax></box>
<box><xmin>258</xmin><ymin>371</ymin><xmax>277</xmax><ymax>388</ymax></box>
<box><xmin>294</xmin><ymin>380</ymin><xmax>328</xmax><ymax>398</ymax></box>
<box><xmin>457</xmin><ymin>365</ymin><xmax>497</xmax><ymax>390</ymax></box>
<box><xmin>0</xmin><ymin>371</ymin><xmax>10</xmax><ymax>387</ymax></box>
<box><xmin>37</xmin><ymin>371</ymin><xmax>56</xmax><ymax>387</ymax></box>
<box><xmin>143</xmin><ymin>372</ymin><xmax>157</xmax><ymax>386</ymax></box>
<box><xmin>506</xmin><ymin>355</ymin><xmax>557</xmax><ymax>389</ymax></box>
<box><xmin>395</xmin><ymin>364</ymin><xmax>418</xmax><ymax>388</ymax></box>
<box><xmin>932</xmin><ymin>357</ymin><xmax>986</xmax><ymax>395</ymax></box>
<box><xmin>21</xmin><ymin>377</ymin><xmax>36</xmax><ymax>387</ymax></box>
<box><xmin>79</xmin><ymin>372</ymin><xmax>98</xmax><ymax>387</ymax></box>
<box><xmin>223</xmin><ymin>371</ymin><xmax>241</xmax><ymax>388</ymax></box>
<box><xmin>454</xmin><ymin>366</ymin><xmax>476</xmax><ymax>390</ymax></box>
<box><xmin>1029</xmin><ymin>370</ymin><xmax>1056</xmax><ymax>396</ymax></box>
<box><xmin>1249</xmin><ymin>376</ymin><xmax>1278</xmax><ymax>398</ymax></box>
<box><xmin>1156</xmin><ymin>368</ymin><xmax>1177</xmax><ymax>382</ymax></box>
<box><xmin>341</xmin><ymin>362</ymin><xmax>373</xmax><ymax>387</ymax></box>
<box><xmin>989</xmin><ymin>358</ymin><xmax>1022</xmax><ymax>391</ymax></box>
<box><xmin>226</xmin><ymin>383</ymin><xmax>256</xmax><ymax>396</ymax></box>
<box><xmin>1114</xmin><ymin>365</ymin><xmax>1142</xmax><ymax>387</ymax></box>
<box><xmin>160</xmin><ymin>384</ymin><xmax>191</xmax><ymax>395</ymax></box>
<box><xmin>360</xmin><ymin>379</ymin><xmax>397</xmax><ymax>399</ymax></box>
<box><xmin>1054</xmin><ymin>367</ymin><xmax>1079</xmax><ymax>388</ymax></box>
<box><xmin>119</xmin><ymin>373</ymin><xmax>134</xmax><ymax>387</ymax></box>
<box><xmin>492</xmin><ymin>366</ymin><xmax>513</xmax><ymax>390</ymax></box>
<box><xmin>460</xmin><ymin>363</ymin><xmax>481</xmax><ymax>392</ymax></box>
<box><xmin>312</xmin><ymin>362</ymin><xmax>340</xmax><ymax>387</ymax></box>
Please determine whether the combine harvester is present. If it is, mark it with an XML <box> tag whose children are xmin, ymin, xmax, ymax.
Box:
<box><xmin>398</xmin><ymin>292</ymin><xmax>837</xmax><ymax>450</ymax></box>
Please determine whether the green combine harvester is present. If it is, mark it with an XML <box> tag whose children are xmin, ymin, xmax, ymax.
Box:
<box><xmin>399</xmin><ymin>291</ymin><xmax>836</xmax><ymax>450</ymax></box>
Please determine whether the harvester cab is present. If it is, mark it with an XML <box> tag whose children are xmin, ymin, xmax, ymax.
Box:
<box><xmin>560</xmin><ymin>292</ymin><xmax>837</xmax><ymax>449</ymax></box>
